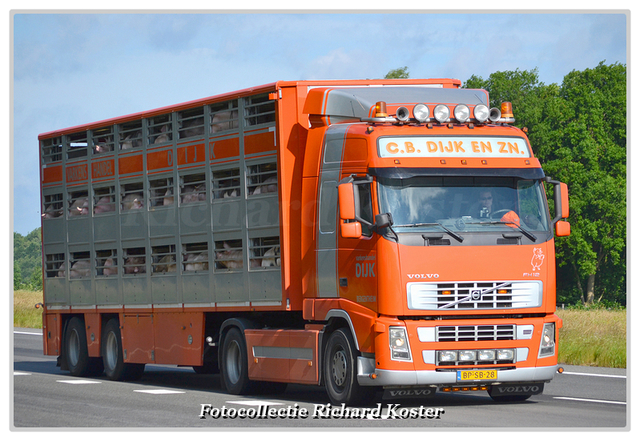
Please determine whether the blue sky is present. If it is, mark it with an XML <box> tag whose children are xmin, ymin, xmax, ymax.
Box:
<box><xmin>10</xmin><ymin>9</ymin><xmax>629</xmax><ymax>236</ymax></box>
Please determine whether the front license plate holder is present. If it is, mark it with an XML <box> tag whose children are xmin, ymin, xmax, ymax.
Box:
<box><xmin>457</xmin><ymin>369</ymin><xmax>497</xmax><ymax>382</ymax></box>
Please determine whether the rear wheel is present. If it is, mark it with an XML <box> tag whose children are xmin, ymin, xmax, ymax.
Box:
<box><xmin>323</xmin><ymin>328</ymin><xmax>375</xmax><ymax>406</ymax></box>
<box><xmin>101</xmin><ymin>319</ymin><xmax>145</xmax><ymax>381</ymax></box>
<box><xmin>64</xmin><ymin>317</ymin><xmax>103</xmax><ymax>377</ymax></box>
<box><xmin>220</xmin><ymin>327</ymin><xmax>255</xmax><ymax>395</ymax></box>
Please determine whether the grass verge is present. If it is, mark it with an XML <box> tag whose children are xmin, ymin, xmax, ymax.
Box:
<box><xmin>12</xmin><ymin>290</ymin><xmax>627</xmax><ymax>368</ymax></box>
<box><xmin>556</xmin><ymin>308</ymin><xmax>627</xmax><ymax>368</ymax></box>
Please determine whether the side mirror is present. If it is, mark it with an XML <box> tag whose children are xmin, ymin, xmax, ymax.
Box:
<box><xmin>338</xmin><ymin>182</ymin><xmax>355</xmax><ymax>220</ymax></box>
<box><xmin>341</xmin><ymin>221</ymin><xmax>362</xmax><ymax>238</ymax></box>
<box><xmin>555</xmin><ymin>220</ymin><xmax>571</xmax><ymax>237</ymax></box>
<box><xmin>559</xmin><ymin>182</ymin><xmax>569</xmax><ymax>219</ymax></box>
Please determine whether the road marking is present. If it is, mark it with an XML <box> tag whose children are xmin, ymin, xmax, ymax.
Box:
<box><xmin>226</xmin><ymin>400</ymin><xmax>284</xmax><ymax>406</ymax></box>
<box><xmin>57</xmin><ymin>379</ymin><xmax>102</xmax><ymax>385</ymax></box>
<box><xmin>553</xmin><ymin>397</ymin><xmax>626</xmax><ymax>405</ymax></box>
<box><xmin>14</xmin><ymin>330</ymin><xmax>42</xmax><ymax>336</ymax></box>
<box><xmin>134</xmin><ymin>389</ymin><xmax>185</xmax><ymax>394</ymax></box>
<box><xmin>14</xmin><ymin>372</ymin><xmax>32</xmax><ymax>376</ymax></box>
<box><xmin>561</xmin><ymin>371</ymin><xmax>626</xmax><ymax>379</ymax></box>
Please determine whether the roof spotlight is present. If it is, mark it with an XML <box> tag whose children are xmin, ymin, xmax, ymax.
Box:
<box><xmin>412</xmin><ymin>103</ymin><xmax>430</xmax><ymax>123</ymax></box>
<box><xmin>473</xmin><ymin>104</ymin><xmax>490</xmax><ymax>123</ymax></box>
<box><xmin>454</xmin><ymin>104</ymin><xmax>470</xmax><ymax>123</ymax></box>
<box><xmin>434</xmin><ymin>104</ymin><xmax>450</xmax><ymax>123</ymax></box>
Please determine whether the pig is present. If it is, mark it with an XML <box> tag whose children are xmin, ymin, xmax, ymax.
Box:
<box><xmin>124</xmin><ymin>256</ymin><xmax>146</xmax><ymax>274</ymax></box>
<box><xmin>180</xmin><ymin>117</ymin><xmax>205</xmax><ymax>138</ymax></box>
<box><xmin>163</xmin><ymin>188</ymin><xmax>174</xmax><ymax>206</ymax></box>
<box><xmin>210</xmin><ymin>111</ymin><xmax>237</xmax><ymax>134</ymax></box>
<box><xmin>94</xmin><ymin>196</ymin><xmax>115</xmax><ymax>214</ymax></box>
<box><xmin>261</xmin><ymin>246</ymin><xmax>281</xmax><ymax>267</ymax></box>
<box><xmin>68</xmin><ymin>197</ymin><xmax>89</xmax><ymax>216</ymax></box>
<box><xmin>251</xmin><ymin>176</ymin><xmax>278</xmax><ymax>195</ymax></box>
<box><xmin>184</xmin><ymin>252</ymin><xmax>209</xmax><ymax>272</ymax></box>
<box><xmin>69</xmin><ymin>260</ymin><xmax>91</xmax><ymax>279</ymax></box>
<box><xmin>181</xmin><ymin>184</ymin><xmax>206</xmax><ymax>204</ymax></box>
<box><xmin>153</xmin><ymin>125</ymin><xmax>170</xmax><ymax>144</ymax></box>
<box><xmin>120</xmin><ymin>131</ymin><xmax>142</xmax><ymax>150</ymax></box>
<box><xmin>102</xmin><ymin>257</ymin><xmax>118</xmax><ymax>276</ymax></box>
<box><xmin>216</xmin><ymin>242</ymin><xmax>243</xmax><ymax>269</ymax></box>
<box><xmin>42</xmin><ymin>205</ymin><xmax>63</xmax><ymax>219</ymax></box>
<box><xmin>154</xmin><ymin>255</ymin><xmax>176</xmax><ymax>274</ymax></box>
<box><xmin>122</xmin><ymin>193</ymin><xmax>144</xmax><ymax>211</ymax></box>
<box><xmin>57</xmin><ymin>262</ymin><xmax>66</xmax><ymax>278</ymax></box>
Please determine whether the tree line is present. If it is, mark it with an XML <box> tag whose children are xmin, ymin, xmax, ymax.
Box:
<box><xmin>14</xmin><ymin>62</ymin><xmax>626</xmax><ymax>306</ymax></box>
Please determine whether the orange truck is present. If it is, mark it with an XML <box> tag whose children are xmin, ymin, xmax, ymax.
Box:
<box><xmin>39</xmin><ymin>78</ymin><xmax>570</xmax><ymax>405</ymax></box>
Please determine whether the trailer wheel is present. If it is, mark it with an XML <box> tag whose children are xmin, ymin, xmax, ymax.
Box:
<box><xmin>64</xmin><ymin>317</ymin><xmax>103</xmax><ymax>377</ymax></box>
<box><xmin>323</xmin><ymin>328</ymin><xmax>375</xmax><ymax>406</ymax></box>
<box><xmin>220</xmin><ymin>327</ymin><xmax>255</xmax><ymax>395</ymax></box>
<box><xmin>101</xmin><ymin>319</ymin><xmax>145</xmax><ymax>381</ymax></box>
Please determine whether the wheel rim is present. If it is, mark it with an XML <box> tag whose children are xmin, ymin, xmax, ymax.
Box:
<box><xmin>225</xmin><ymin>340</ymin><xmax>241</xmax><ymax>385</ymax></box>
<box><xmin>68</xmin><ymin>329</ymin><xmax>80</xmax><ymax>367</ymax></box>
<box><xmin>104</xmin><ymin>331</ymin><xmax>118</xmax><ymax>372</ymax></box>
<box><xmin>331</xmin><ymin>347</ymin><xmax>348</xmax><ymax>388</ymax></box>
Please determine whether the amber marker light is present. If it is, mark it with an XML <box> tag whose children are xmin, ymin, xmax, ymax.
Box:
<box><xmin>374</xmin><ymin>101</ymin><xmax>388</xmax><ymax>118</ymax></box>
<box><xmin>501</xmin><ymin>102</ymin><xmax>514</xmax><ymax>118</ymax></box>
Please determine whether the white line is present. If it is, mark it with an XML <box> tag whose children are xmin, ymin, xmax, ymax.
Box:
<box><xmin>14</xmin><ymin>372</ymin><xmax>32</xmax><ymax>376</ymax></box>
<box><xmin>226</xmin><ymin>400</ymin><xmax>284</xmax><ymax>406</ymax></box>
<box><xmin>553</xmin><ymin>396</ymin><xmax>626</xmax><ymax>405</ymax></box>
<box><xmin>134</xmin><ymin>389</ymin><xmax>185</xmax><ymax>394</ymax></box>
<box><xmin>14</xmin><ymin>330</ymin><xmax>42</xmax><ymax>336</ymax></box>
<box><xmin>57</xmin><ymin>379</ymin><xmax>102</xmax><ymax>385</ymax></box>
<box><xmin>561</xmin><ymin>371</ymin><xmax>626</xmax><ymax>379</ymax></box>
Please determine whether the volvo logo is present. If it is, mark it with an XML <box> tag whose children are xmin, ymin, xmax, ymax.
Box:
<box><xmin>471</xmin><ymin>290</ymin><xmax>482</xmax><ymax>301</ymax></box>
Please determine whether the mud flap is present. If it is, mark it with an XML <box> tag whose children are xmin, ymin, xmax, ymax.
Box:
<box><xmin>489</xmin><ymin>382</ymin><xmax>545</xmax><ymax>397</ymax></box>
<box><xmin>382</xmin><ymin>387</ymin><xmax>437</xmax><ymax>400</ymax></box>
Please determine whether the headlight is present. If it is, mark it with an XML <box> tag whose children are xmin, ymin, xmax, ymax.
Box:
<box><xmin>539</xmin><ymin>323</ymin><xmax>556</xmax><ymax>358</ymax></box>
<box><xmin>438</xmin><ymin>350</ymin><xmax>458</xmax><ymax>363</ymax></box>
<box><xmin>477</xmin><ymin>349</ymin><xmax>496</xmax><ymax>362</ymax></box>
<box><xmin>389</xmin><ymin>327</ymin><xmax>412</xmax><ymax>361</ymax></box>
<box><xmin>496</xmin><ymin>349</ymin><xmax>515</xmax><ymax>361</ymax></box>
<box><xmin>458</xmin><ymin>350</ymin><xmax>477</xmax><ymax>362</ymax></box>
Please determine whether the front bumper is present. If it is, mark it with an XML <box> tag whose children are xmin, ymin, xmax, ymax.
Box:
<box><xmin>357</xmin><ymin>357</ymin><xmax>557</xmax><ymax>386</ymax></box>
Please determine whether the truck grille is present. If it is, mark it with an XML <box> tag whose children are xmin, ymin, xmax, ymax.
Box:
<box><xmin>407</xmin><ymin>281</ymin><xmax>542</xmax><ymax>310</ymax></box>
<box><xmin>437</xmin><ymin>325</ymin><xmax>516</xmax><ymax>342</ymax></box>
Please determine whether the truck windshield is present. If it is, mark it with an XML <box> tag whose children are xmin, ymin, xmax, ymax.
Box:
<box><xmin>377</xmin><ymin>176</ymin><xmax>550</xmax><ymax>235</ymax></box>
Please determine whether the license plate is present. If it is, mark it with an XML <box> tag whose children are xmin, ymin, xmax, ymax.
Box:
<box><xmin>457</xmin><ymin>369</ymin><xmax>497</xmax><ymax>381</ymax></box>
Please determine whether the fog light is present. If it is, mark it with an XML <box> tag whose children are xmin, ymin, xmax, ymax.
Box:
<box><xmin>458</xmin><ymin>350</ymin><xmax>477</xmax><ymax>362</ymax></box>
<box><xmin>438</xmin><ymin>351</ymin><xmax>458</xmax><ymax>362</ymax></box>
<box><xmin>477</xmin><ymin>350</ymin><xmax>496</xmax><ymax>362</ymax></box>
<box><xmin>496</xmin><ymin>349</ymin><xmax>515</xmax><ymax>361</ymax></box>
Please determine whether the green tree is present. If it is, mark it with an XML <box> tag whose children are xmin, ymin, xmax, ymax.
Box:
<box><xmin>13</xmin><ymin>228</ymin><xmax>43</xmax><ymax>291</ymax></box>
<box><xmin>385</xmin><ymin>66</ymin><xmax>409</xmax><ymax>79</ymax></box>
<box><xmin>465</xmin><ymin>63</ymin><xmax>627</xmax><ymax>305</ymax></box>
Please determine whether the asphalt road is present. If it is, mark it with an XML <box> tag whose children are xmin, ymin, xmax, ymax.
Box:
<box><xmin>12</xmin><ymin>328</ymin><xmax>627</xmax><ymax>429</ymax></box>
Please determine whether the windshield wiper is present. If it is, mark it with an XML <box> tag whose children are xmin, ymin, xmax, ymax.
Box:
<box><xmin>393</xmin><ymin>222</ymin><xmax>464</xmax><ymax>243</ymax></box>
<box><xmin>467</xmin><ymin>220</ymin><xmax>537</xmax><ymax>242</ymax></box>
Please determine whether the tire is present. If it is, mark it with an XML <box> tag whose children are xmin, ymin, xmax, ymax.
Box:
<box><xmin>220</xmin><ymin>327</ymin><xmax>255</xmax><ymax>395</ymax></box>
<box><xmin>64</xmin><ymin>317</ymin><xmax>103</xmax><ymax>377</ymax></box>
<box><xmin>323</xmin><ymin>328</ymin><xmax>375</xmax><ymax>406</ymax></box>
<box><xmin>101</xmin><ymin>319</ymin><xmax>145</xmax><ymax>381</ymax></box>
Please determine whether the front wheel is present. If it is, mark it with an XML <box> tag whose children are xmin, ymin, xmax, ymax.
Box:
<box><xmin>101</xmin><ymin>319</ymin><xmax>145</xmax><ymax>381</ymax></box>
<box><xmin>220</xmin><ymin>327</ymin><xmax>255</xmax><ymax>395</ymax></box>
<box><xmin>323</xmin><ymin>328</ymin><xmax>375</xmax><ymax>406</ymax></box>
